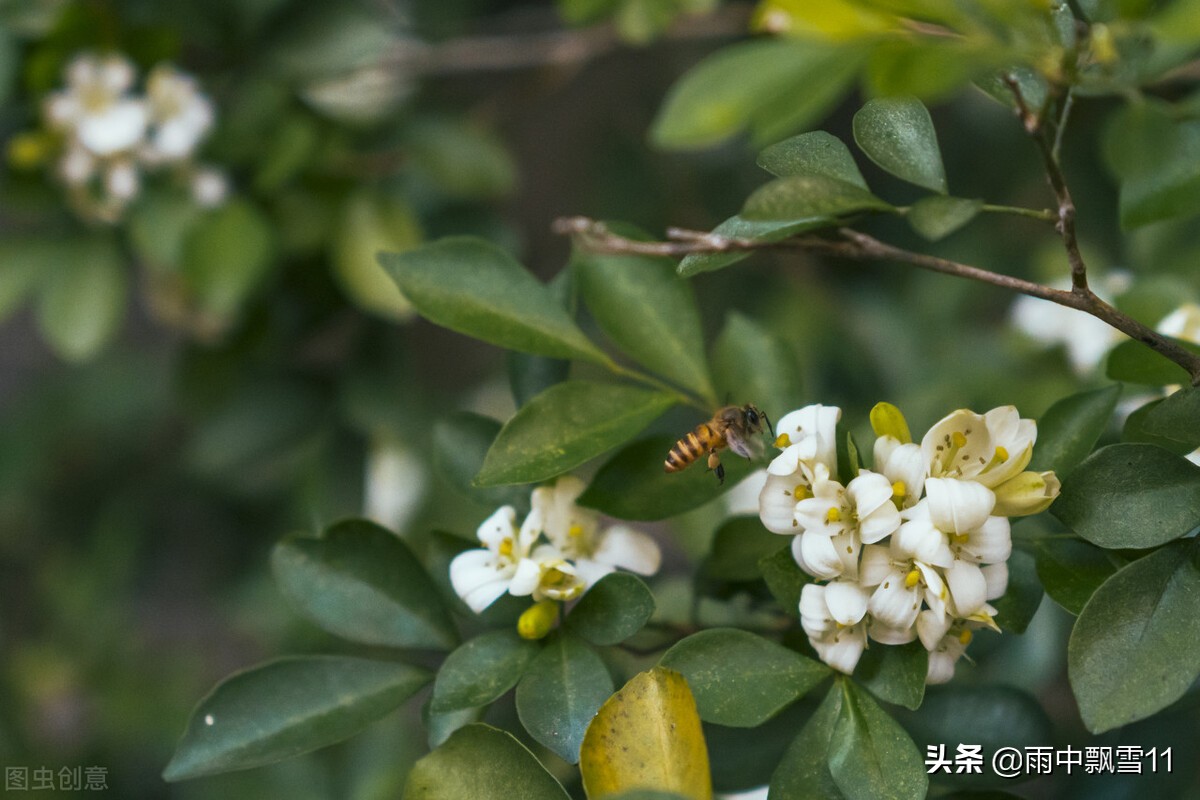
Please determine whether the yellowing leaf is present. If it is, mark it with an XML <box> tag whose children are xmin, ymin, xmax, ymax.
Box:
<box><xmin>752</xmin><ymin>0</ymin><xmax>899</xmax><ymax>39</ymax></box>
<box><xmin>579</xmin><ymin>668</ymin><xmax>711</xmax><ymax>800</ymax></box>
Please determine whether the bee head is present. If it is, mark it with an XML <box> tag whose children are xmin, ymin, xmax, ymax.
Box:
<box><xmin>742</xmin><ymin>404</ymin><xmax>772</xmax><ymax>436</ymax></box>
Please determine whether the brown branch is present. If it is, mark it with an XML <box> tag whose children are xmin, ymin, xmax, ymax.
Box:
<box><xmin>382</xmin><ymin>4</ymin><xmax>752</xmax><ymax>76</ymax></box>
<box><xmin>553</xmin><ymin>216</ymin><xmax>1200</xmax><ymax>385</ymax></box>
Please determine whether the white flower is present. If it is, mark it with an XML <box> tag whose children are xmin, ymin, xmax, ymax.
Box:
<box><xmin>44</xmin><ymin>53</ymin><xmax>147</xmax><ymax>157</ymax></box>
<box><xmin>509</xmin><ymin>544</ymin><xmax>587</xmax><ymax>603</ymax></box>
<box><xmin>771</xmin><ymin>404</ymin><xmax>841</xmax><ymax>472</ymax></box>
<box><xmin>921</xmin><ymin>406</ymin><xmax>1036</xmax><ymax>489</ymax></box>
<box><xmin>873</xmin><ymin>434</ymin><xmax>925</xmax><ymax>509</ymax></box>
<box><xmin>1010</xmin><ymin>274</ymin><xmax>1128</xmax><ymax>374</ymax></box>
<box><xmin>528</xmin><ymin>476</ymin><xmax>661</xmax><ymax>587</ymax></box>
<box><xmin>860</xmin><ymin>513</ymin><xmax>950</xmax><ymax>632</ymax></box>
<box><xmin>105</xmin><ymin>158</ymin><xmax>139</xmax><ymax>200</ymax></box>
<box><xmin>790</xmin><ymin>466</ymin><xmax>900</xmax><ymax>580</ymax></box>
<box><xmin>449</xmin><ymin>506</ymin><xmax>539</xmax><ymax>613</ymax></box>
<box><xmin>191</xmin><ymin>167</ymin><xmax>229</xmax><ymax>207</ymax></box>
<box><xmin>799</xmin><ymin>583</ymin><xmax>868</xmax><ymax>674</ymax></box>
<box><xmin>362</xmin><ymin>439</ymin><xmax>426</xmax><ymax>533</ymax></box>
<box><xmin>1157</xmin><ymin>303</ymin><xmax>1200</xmax><ymax>343</ymax></box>
<box><xmin>142</xmin><ymin>65</ymin><xmax>215</xmax><ymax>163</ymax></box>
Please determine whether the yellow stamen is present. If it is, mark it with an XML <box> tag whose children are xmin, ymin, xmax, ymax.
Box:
<box><xmin>952</xmin><ymin>431</ymin><xmax>967</xmax><ymax>448</ymax></box>
<box><xmin>958</xmin><ymin>630</ymin><xmax>973</xmax><ymax>646</ymax></box>
<box><xmin>568</xmin><ymin>524</ymin><xmax>584</xmax><ymax>538</ymax></box>
<box><xmin>904</xmin><ymin>568</ymin><xmax>921</xmax><ymax>589</ymax></box>
<box><xmin>517</xmin><ymin>600</ymin><xmax>558</xmax><ymax>640</ymax></box>
<box><xmin>498</xmin><ymin>538</ymin><xmax>514</xmax><ymax>558</ymax></box>
<box><xmin>993</xmin><ymin>445</ymin><xmax>1009</xmax><ymax>464</ymax></box>
<box><xmin>793</xmin><ymin>483</ymin><xmax>810</xmax><ymax>500</ymax></box>
<box><xmin>825</xmin><ymin>507</ymin><xmax>841</xmax><ymax>523</ymax></box>
<box><xmin>891</xmin><ymin>481</ymin><xmax>906</xmax><ymax>499</ymax></box>
<box><xmin>543</xmin><ymin>566</ymin><xmax>568</xmax><ymax>587</ymax></box>
<box><xmin>950</xmin><ymin>532</ymin><xmax>970</xmax><ymax>546</ymax></box>
<box><xmin>774</xmin><ymin>433</ymin><xmax>792</xmax><ymax>448</ymax></box>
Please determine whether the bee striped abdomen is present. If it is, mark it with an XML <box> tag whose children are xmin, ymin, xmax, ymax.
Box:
<box><xmin>664</xmin><ymin>424</ymin><xmax>717</xmax><ymax>473</ymax></box>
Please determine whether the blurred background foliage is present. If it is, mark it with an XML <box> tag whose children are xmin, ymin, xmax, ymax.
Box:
<box><xmin>0</xmin><ymin>0</ymin><xmax>1198</xmax><ymax>797</ymax></box>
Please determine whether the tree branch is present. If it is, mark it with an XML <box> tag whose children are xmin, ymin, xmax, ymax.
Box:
<box><xmin>553</xmin><ymin>216</ymin><xmax>1200</xmax><ymax>385</ymax></box>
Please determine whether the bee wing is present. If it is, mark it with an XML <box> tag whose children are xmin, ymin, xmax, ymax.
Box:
<box><xmin>726</xmin><ymin>428</ymin><xmax>760</xmax><ymax>459</ymax></box>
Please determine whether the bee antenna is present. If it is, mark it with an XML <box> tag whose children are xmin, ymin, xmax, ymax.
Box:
<box><xmin>763</xmin><ymin>411</ymin><xmax>774</xmax><ymax>438</ymax></box>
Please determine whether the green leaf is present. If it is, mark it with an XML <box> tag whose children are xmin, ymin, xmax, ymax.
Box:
<box><xmin>422</xmin><ymin>699</ymin><xmax>485</xmax><ymax>750</ymax></box>
<box><xmin>182</xmin><ymin>199</ymin><xmax>276</xmax><ymax>319</ymax></box>
<box><xmin>566</xmin><ymin>572</ymin><xmax>656</xmax><ymax>646</ymax></box>
<box><xmin>906</xmin><ymin>196</ymin><xmax>981</xmax><ymax>241</ymax></box>
<box><xmin>163</xmin><ymin>656</ymin><xmax>431</xmax><ymax>781</ymax></box>
<box><xmin>1034</xmin><ymin>537</ymin><xmax>1122</xmax><ymax>615</ymax></box>
<box><xmin>1123</xmin><ymin>397</ymin><xmax>1199</xmax><ymax>456</ymax></box>
<box><xmin>577</xmin><ymin>435</ymin><xmax>754</xmax><ymax>521</ymax></box>
<box><xmin>404</xmin><ymin>724</ymin><xmax>570</xmax><ymax>800</ymax></box>
<box><xmin>331</xmin><ymin>189</ymin><xmax>422</xmax><ymax>321</ymax></box>
<box><xmin>743</xmin><ymin>174</ymin><xmax>894</xmax><ymax>222</ymax></box>
<box><xmin>379</xmin><ymin>237</ymin><xmax>606</xmax><ymax>363</ymax></box>
<box><xmin>433</xmin><ymin>413</ymin><xmax>528</xmax><ymax>508</ymax></box>
<box><xmin>431</xmin><ymin>630</ymin><xmax>539</xmax><ymax>713</ymax></box>
<box><xmin>853</xmin><ymin>641</ymin><xmax>926</xmax><ymax>711</ymax></box>
<box><xmin>1138</xmin><ymin>386</ymin><xmax>1200</xmax><ymax>451</ymax></box>
<box><xmin>769</xmin><ymin>685</ymin><xmax>844</xmax><ymax>800</ymax></box>
<box><xmin>712</xmin><ymin>312</ymin><xmax>803</xmax><ymax>422</ymax></box>
<box><xmin>37</xmin><ymin>236</ymin><xmax>126</xmax><ymax>361</ymax></box>
<box><xmin>864</xmin><ymin>39</ymin><xmax>986</xmax><ymax>103</ymax></box>
<box><xmin>706</xmin><ymin>517</ymin><xmax>790</xmax><ymax>582</ymax></box>
<box><xmin>1051</xmin><ymin>443</ymin><xmax>1200</xmax><ymax>548</ymax></box>
<box><xmin>660</xmin><ymin>629</ymin><xmax>829</xmax><ymax>727</ymax></box>
<box><xmin>1029</xmin><ymin>384</ymin><xmax>1120</xmax><ymax>478</ymax></box>
<box><xmin>650</xmin><ymin>39</ymin><xmax>860</xmax><ymax>150</ymax></box>
<box><xmin>476</xmin><ymin>381</ymin><xmax>675</xmax><ymax>486</ymax></box>
<box><xmin>760</xmin><ymin>545</ymin><xmax>812</xmax><ymax>619</ymax></box>
<box><xmin>1106</xmin><ymin>338</ymin><xmax>1200</xmax><ymax>385</ymax></box>
<box><xmin>677</xmin><ymin>215</ymin><xmax>832</xmax><ymax>277</ymax></box>
<box><xmin>405</xmin><ymin>118</ymin><xmax>517</xmax><ymax>200</ymax></box>
<box><xmin>127</xmin><ymin>190</ymin><xmax>203</xmax><ymax>270</ymax></box>
<box><xmin>852</xmin><ymin>96</ymin><xmax>947</xmax><ymax>194</ymax></box>
<box><xmin>829</xmin><ymin>681</ymin><xmax>929</xmax><ymax>800</ymax></box>
<box><xmin>508</xmin><ymin>351</ymin><xmax>571</xmax><ymax>408</ymax></box>
<box><xmin>1103</xmin><ymin>103</ymin><xmax>1200</xmax><ymax>228</ymax></box>
<box><xmin>989</xmin><ymin>548</ymin><xmax>1042</xmax><ymax>634</ymax></box>
<box><xmin>1068</xmin><ymin>541</ymin><xmax>1200</xmax><ymax>733</ymax></box>
<box><xmin>0</xmin><ymin>238</ymin><xmax>51</xmax><ymax>322</ymax></box>
<box><xmin>575</xmin><ymin>247</ymin><xmax>714</xmax><ymax>399</ymax></box>
<box><xmin>270</xmin><ymin>519</ymin><xmax>458</xmax><ymax>650</ymax></box>
<box><xmin>757</xmin><ymin>131</ymin><xmax>867</xmax><ymax>187</ymax></box>
<box><xmin>516</xmin><ymin>633</ymin><xmax>614</xmax><ymax>763</ymax></box>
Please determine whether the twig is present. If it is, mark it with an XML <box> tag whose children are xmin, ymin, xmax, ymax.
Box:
<box><xmin>553</xmin><ymin>216</ymin><xmax>1200</xmax><ymax>385</ymax></box>
<box><xmin>381</xmin><ymin>4</ymin><xmax>752</xmax><ymax>77</ymax></box>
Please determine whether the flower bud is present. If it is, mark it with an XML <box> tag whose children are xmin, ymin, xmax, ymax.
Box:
<box><xmin>992</xmin><ymin>470</ymin><xmax>1060</xmax><ymax>517</ymax></box>
<box><xmin>870</xmin><ymin>401</ymin><xmax>912</xmax><ymax>444</ymax></box>
<box><xmin>517</xmin><ymin>600</ymin><xmax>558</xmax><ymax>640</ymax></box>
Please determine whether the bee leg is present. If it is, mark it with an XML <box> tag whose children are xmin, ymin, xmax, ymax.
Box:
<box><xmin>707</xmin><ymin>451</ymin><xmax>724</xmax><ymax>485</ymax></box>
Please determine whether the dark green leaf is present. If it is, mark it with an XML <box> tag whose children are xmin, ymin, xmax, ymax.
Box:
<box><xmin>1034</xmin><ymin>537</ymin><xmax>1122</xmax><ymax>615</ymax></box>
<box><xmin>757</xmin><ymin>131</ymin><xmax>867</xmax><ymax>187</ymax></box>
<box><xmin>405</xmin><ymin>118</ymin><xmax>517</xmax><ymax>200</ymax></box>
<box><xmin>575</xmin><ymin>247</ymin><xmax>714</xmax><ymax>399</ymax></box>
<box><xmin>899</xmin><ymin>685</ymin><xmax>1052</xmax><ymax>790</ymax></box>
<box><xmin>431</xmin><ymin>630</ymin><xmax>539</xmax><ymax>712</ymax></box>
<box><xmin>989</xmin><ymin>548</ymin><xmax>1042</xmax><ymax>634</ymax></box>
<box><xmin>476</xmin><ymin>381</ymin><xmax>675</xmax><ymax>486</ymax></box>
<box><xmin>1106</xmin><ymin>338</ymin><xmax>1200</xmax><ymax>386</ymax></box>
<box><xmin>566</xmin><ymin>572</ymin><xmax>656</xmax><ymax>646</ymax></box>
<box><xmin>1138</xmin><ymin>386</ymin><xmax>1200</xmax><ymax>450</ymax></box>
<box><xmin>1069</xmin><ymin>541</ymin><xmax>1200</xmax><ymax>733</ymax></box>
<box><xmin>712</xmin><ymin>312</ymin><xmax>803</xmax><ymax>422</ymax></box>
<box><xmin>379</xmin><ymin>237</ymin><xmax>606</xmax><ymax>363</ymax></box>
<box><xmin>37</xmin><ymin>236</ymin><xmax>126</xmax><ymax>362</ymax></box>
<box><xmin>677</xmin><ymin>215</ymin><xmax>833</xmax><ymax>277</ymax></box>
<box><xmin>760</xmin><ymin>546</ymin><xmax>812</xmax><ymax>619</ymax></box>
<box><xmin>508</xmin><ymin>351</ymin><xmax>570</xmax><ymax>408</ymax></box>
<box><xmin>769</xmin><ymin>684</ymin><xmax>844</xmax><ymax>800</ymax></box>
<box><xmin>163</xmin><ymin>656</ymin><xmax>431</xmax><ymax>781</ymax></box>
<box><xmin>577</xmin><ymin>435</ymin><xmax>755</xmax><ymax>521</ymax></box>
<box><xmin>270</xmin><ymin>519</ymin><xmax>458</xmax><ymax>650</ymax></box>
<box><xmin>742</xmin><ymin>174</ymin><xmax>894</xmax><ymax>222</ymax></box>
<box><xmin>1051</xmin><ymin>443</ymin><xmax>1200</xmax><ymax>548</ymax></box>
<box><xmin>906</xmin><ymin>196</ymin><xmax>981</xmax><ymax>241</ymax></box>
<box><xmin>127</xmin><ymin>190</ymin><xmax>203</xmax><ymax>270</ymax></box>
<box><xmin>422</xmin><ymin>699</ymin><xmax>484</xmax><ymax>749</ymax></box>
<box><xmin>182</xmin><ymin>199</ymin><xmax>276</xmax><ymax>319</ymax></box>
<box><xmin>433</xmin><ymin>413</ymin><xmax>528</xmax><ymax>508</ymax></box>
<box><xmin>1103</xmin><ymin>103</ymin><xmax>1200</xmax><ymax>228</ymax></box>
<box><xmin>864</xmin><ymin>40</ymin><xmax>986</xmax><ymax>103</ymax></box>
<box><xmin>660</xmin><ymin>628</ymin><xmax>829</xmax><ymax>727</ymax></box>
<box><xmin>1029</xmin><ymin>384</ymin><xmax>1120</xmax><ymax>478</ymax></box>
<box><xmin>853</xmin><ymin>641</ymin><xmax>927</xmax><ymax>711</ymax></box>
<box><xmin>1124</xmin><ymin>397</ymin><xmax>1199</xmax><ymax>456</ymax></box>
<box><xmin>706</xmin><ymin>517</ymin><xmax>789</xmax><ymax>583</ymax></box>
<box><xmin>852</xmin><ymin>97</ymin><xmax>947</xmax><ymax>194</ymax></box>
<box><xmin>830</xmin><ymin>682</ymin><xmax>928</xmax><ymax>800</ymax></box>
<box><xmin>650</xmin><ymin>39</ymin><xmax>861</xmax><ymax>150</ymax></box>
<box><xmin>404</xmin><ymin>724</ymin><xmax>570</xmax><ymax>800</ymax></box>
<box><xmin>516</xmin><ymin>633</ymin><xmax>614</xmax><ymax>763</ymax></box>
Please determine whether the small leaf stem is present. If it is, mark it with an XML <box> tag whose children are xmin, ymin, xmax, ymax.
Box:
<box><xmin>602</xmin><ymin>356</ymin><xmax>712</xmax><ymax>413</ymax></box>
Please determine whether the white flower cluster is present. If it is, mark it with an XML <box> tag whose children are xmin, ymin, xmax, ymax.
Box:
<box><xmin>450</xmin><ymin>477</ymin><xmax>661</xmax><ymax>634</ymax></box>
<box><xmin>42</xmin><ymin>52</ymin><xmax>226</xmax><ymax>222</ymax></box>
<box><xmin>759</xmin><ymin>403</ymin><xmax>1059</xmax><ymax>684</ymax></box>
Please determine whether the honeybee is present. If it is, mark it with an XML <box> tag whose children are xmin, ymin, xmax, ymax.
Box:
<box><xmin>664</xmin><ymin>404</ymin><xmax>773</xmax><ymax>485</ymax></box>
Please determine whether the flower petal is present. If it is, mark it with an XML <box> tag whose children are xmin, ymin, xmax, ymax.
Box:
<box><xmin>798</xmin><ymin>530</ymin><xmax>845</xmax><ymax>580</ymax></box>
<box><xmin>917</xmin><ymin>608</ymin><xmax>951</xmax><ymax>652</ymax></box>
<box><xmin>759</xmin><ymin>474</ymin><xmax>801</xmax><ymax>534</ymax></box>
<box><xmin>868</xmin><ymin>569</ymin><xmax>920</xmax><ymax>629</ymax></box>
<box><xmin>982</xmin><ymin>562</ymin><xmax>1009</xmax><ymax>600</ymax></box>
<box><xmin>926</xmin><ymin>478</ymin><xmax>995</xmax><ymax>534</ymax></box>
<box><xmin>477</xmin><ymin>506</ymin><xmax>518</xmax><ymax>549</ymax></box>
<box><xmin>825</xmin><ymin>579</ymin><xmax>871</xmax><ymax>625</ymax></box>
<box><xmin>961</xmin><ymin>516</ymin><xmax>1012</xmax><ymax>565</ymax></box>
<box><xmin>946</xmin><ymin>560</ymin><xmax>987</xmax><ymax>617</ymax></box>
<box><xmin>592</xmin><ymin>525</ymin><xmax>661</xmax><ymax>576</ymax></box>
<box><xmin>813</xmin><ymin>624</ymin><xmax>865</xmax><ymax>674</ymax></box>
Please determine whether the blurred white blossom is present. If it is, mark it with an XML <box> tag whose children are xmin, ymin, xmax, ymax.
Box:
<box><xmin>1009</xmin><ymin>274</ymin><xmax>1129</xmax><ymax>374</ymax></box>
